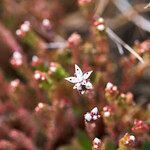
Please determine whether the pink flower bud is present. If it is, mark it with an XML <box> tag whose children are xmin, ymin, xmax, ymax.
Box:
<box><xmin>16</xmin><ymin>21</ymin><xmax>30</xmax><ymax>37</ymax></box>
<box><xmin>49</xmin><ymin>62</ymin><xmax>59</xmax><ymax>73</ymax></box>
<box><xmin>35</xmin><ymin>103</ymin><xmax>45</xmax><ymax>112</ymax></box>
<box><xmin>92</xmin><ymin>137</ymin><xmax>103</xmax><ymax>150</ymax></box>
<box><xmin>105</xmin><ymin>82</ymin><xmax>118</xmax><ymax>94</ymax></box>
<box><xmin>78</xmin><ymin>0</ymin><xmax>93</xmax><ymax>6</ymax></box>
<box><xmin>42</xmin><ymin>18</ymin><xmax>52</xmax><ymax>29</ymax></box>
<box><xmin>67</xmin><ymin>33</ymin><xmax>81</xmax><ymax>49</ymax></box>
<box><xmin>31</xmin><ymin>55</ymin><xmax>42</xmax><ymax>67</ymax></box>
<box><xmin>93</xmin><ymin>18</ymin><xmax>105</xmax><ymax>31</ymax></box>
<box><xmin>10</xmin><ymin>51</ymin><xmax>23</xmax><ymax>67</ymax></box>
<box><xmin>10</xmin><ymin>79</ymin><xmax>20</xmax><ymax>92</ymax></box>
<box><xmin>20</xmin><ymin>21</ymin><xmax>30</xmax><ymax>32</ymax></box>
<box><xmin>132</xmin><ymin>119</ymin><xmax>149</xmax><ymax>134</ymax></box>
<box><xmin>34</xmin><ymin>70</ymin><xmax>46</xmax><ymax>81</ymax></box>
<box><xmin>102</xmin><ymin>106</ymin><xmax>112</xmax><ymax>118</ymax></box>
<box><xmin>139</xmin><ymin>40</ymin><xmax>150</xmax><ymax>53</ymax></box>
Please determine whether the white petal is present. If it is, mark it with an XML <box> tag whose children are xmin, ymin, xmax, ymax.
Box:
<box><xmin>104</xmin><ymin>111</ymin><xmax>110</xmax><ymax>117</ymax></box>
<box><xmin>81</xmin><ymin>90</ymin><xmax>85</xmax><ymax>94</ymax></box>
<box><xmin>97</xmin><ymin>24</ymin><xmax>105</xmax><ymax>31</ymax></box>
<box><xmin>106</xmin><ymin>82</ymin><xmax>113</xmax><ymax>90</ymax></box>
<box><xmin>91</xmin><ymin>107</ymin><xmax>98</xmax><ymax>114</ymax></box>
<box><xmin>130</xmin><ymin>135</ymin><xmax>135</xmax><ymax>141</ymax></box>
<box><xmin>75</xmin><ymin>64</ymin><xmax>83</xmax><ymax>80</ymax></box>
<box><xmin>73</xmin><ymin>84</ymin><xmax>77</xmax><ymax>89</ymax></box>
<box><xmin>65</xmin><ymin>77</ymin><xmax>78</xmax><ymax>84</ymax></box>
<box><xmin>81</xmin><ymin>80</ymin><xmax>86</xmax><ymax>85</ymax></box>
<box><xmin>84</xmin><ymin>113</ymin><xmax>92</xmax><ymax>121</ymax></box>
<box><xmin>85</xmin><ymin>82</ymin><xmax>93</xmax><ymax>89</ymax></box>
<box><xmin>73</xmin><ymin>83</ymin><xmax>81</xmax><ymax>90</ymax></box>
<box><xmin>83</xmin><ymin>71</ymin><xmax>93</xmax><ymax>80</ymax></box>
<box><xmin>93</xmin><ymin>115</ymin><xmax>98</xmax><ymax>120</ymax></box>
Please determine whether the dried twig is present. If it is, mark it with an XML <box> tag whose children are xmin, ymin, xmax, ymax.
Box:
<box><xmin>112</xmin><ymin>0</ymin><xmax>150</xmax><ymax>32</ymax></box>
<box><xmin>46</xmin><ymin>42</ymin><xmax>66</xmax><ymax>49</ymax></box>
<box><xmin>144</xmin><ymin>2</ymin><xmax>150</xmax><ymax>9</ymax></box>
<box><xmin>116</xmin><ymin>42</ymin><xmax>124</xmax><ymax>55</ymax></box>
<box><xmin>106</xmin><ymin>3</ymin><xmax>150</xmax><ymax>29</ymax></box>
<box><xmin>106</xmin><ymin>27</ymin><xmax>144</xmax><ymax>63</ymax></box>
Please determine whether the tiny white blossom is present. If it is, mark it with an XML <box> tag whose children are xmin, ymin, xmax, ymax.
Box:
<box><xmin>34</xmin><ymin>72</ymin><xmax>41</xmax><ymax>80</ymax></box>
<box><xmin>65</xmin><ymin>64</ymin><xmax>93</xmax><ymax>94</ymax></box>
<box><xmin>91</xmin><ymin>107</ymin><xmax>98</xmax><ymax>115</ymax></box>
<box><xmin>24</xmin><ymin>21</ymin><xmax>30</xmax><ymax>26</ymax></box>
<box><xmin>13</xmin><ymin>51</ymin><xmax>22</xmax><ymax>59</ymax></box>
<box><xmin>125</xmin><ymin>141</ymin><xmax>129</xmax><ymax>144</ymax></box>
<box><xmin>93</xmin><ymin>137</ymin><xmax>102</xmax><ymax>149</ymax></box>
<box><xmin>21</xmin><ymin>24</ymin><xmax>30</xmax><ymax>32</ymax></box>
<box><xmin>93</xmin><ymin>115</ymin><xmax>98</xmax><ymax>120</ymax></box>
<box><xmin>98</xmin><ymin>18</ymin><xmax>104</xmax><ymax>23</ymax></box>
<box><xmin>84</xmin><ymin>113</ymin><xmax>92</xmax><ymax>122</ymax></box>
<box><xmin>97</xmin><ymin>24</ymin><xmax>105</xmax><ymax>31</ymax></box>
<box><xmin>10</xmin><ymin>79</ymin><xmax>20</xmax><ymax>89</ymax></box>
<box><xmin>32</xmin><ymin>55</ymin><xmax>39</xmax><ymax>62</ymax></box>
<box><xmin>93</xmin><ymin>138</ymin><xmax>101</xmax><ymax>144</ymax></box>
<box><xmin>106</xmin><ymin>82</ymin><xmax>113</xmax><ymax>90</ymax></box>
<box><xmin>84</xmin><ymin>107</ymin><xmax>100</xmax><ymax>122</ymax></box>
<box><xmin>16</xmin><ymin>29</ymin><xmax>22</xmax><ymax>36</ymax></box>
<box><xmin>104</xmin><ymin>111</ymin><xmax>110</xmax><ymax>117</ymax></box>
<box><xmin>42</xmin><ymin>19</ymin><xmax>50</xmax><ymax>27</ymax></box>
<box><xmin>10</xmin><ymin>51</ymin><xmax>23</xmax><ymax>67</ymax></box>
<box><xmin>129</xmin><ymin>135</ymin><xmax>135</xmax><ymax>141</ymax></box>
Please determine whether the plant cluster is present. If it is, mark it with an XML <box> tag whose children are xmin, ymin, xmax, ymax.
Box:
<box><xmin>0</xmin><ymin>0</ymin><xmax>149</xmax><ymax>150</ymax></box>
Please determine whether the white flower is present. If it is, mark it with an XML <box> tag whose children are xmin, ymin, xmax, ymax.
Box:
<box><xmin>129</xmin><ymin>135</ymin><xmax>135</xmax><ymax>141</ymax></box>
<box><xmin>93</xmin><ymin>138</ymin><xmax>101</xmax><ymax>144</ymax></box>
<box><xmin>16</xmin><ymin>29</ymin><xmax>22</xmax><ymax>36</ymax></box>
<box><xmin>10</xmin><ymin>79</ymin><xmax>20</xmax><ymax>88</ymax></box>
<box><xmin>97</xmin><ymin>24</ymin><xmax>105</xmax><ymax>31</ymax></box>
<box><xmin>84</xmin><ymin>112</ymin><xmax>92</xmax><ymax>122</ymax></box>
<box><xmin>105</xmin><ymin>82</ymin><xmax>118</xmax><ymax>93</ymax></box>
<box><xmin>106</xmin><ymin>82</ymin><xmax>113</xmax><ymax>90</ymax></box>
<box><xmin>91</xmin><ymin>107</ymin><xmax>98</xmax><ymax>115</ymax></box>
<box><xmin>93</xmin><ymin>137</ymin><xmax>101</xmax><ymax>149</ymax></box>
<box><xmin>84</xmin><ymin>107</ymin><xmax>100</xmax><ymax>122</ymax></box>
<box><xmin>42</xmin><ymin>19</ymin><xmax>50</xmax><ymax>27</ymax></box>
<box><xmin>21</xmin><ymin>23</ymin><xmax>30</xmax><ymax>32</ymax></box>
<box><xmin>34</xmin><ymin>72</ymin><xmax>41</xmax><ymax>80</ymax></box>
<box><xmin>65</xmin><ymin>64</ymin><xmax>93</xmax><ymax>94</ymax></box>
<box><xmin>103</xmin><ymin>111</ymin><xmax>110</xmax><ymax>117</ymax></box>
<box><xmin>32</xmin><ymin>55</ymin><xmax>39</xmax><ymax>62</ymax></box>
<box><xmin>98</xmin><ymin>18</ymin><xmax>104</xmax><ymax>23</ymax></box>
<box><xmin>13</xmin><ymin>51</ymin><xmax>22</xmax><ymax>59</ymax></box>
<box><xmin>10</xmin><ymin>51</ymin><xmax>23</xmax><ymax>67</ymax></box>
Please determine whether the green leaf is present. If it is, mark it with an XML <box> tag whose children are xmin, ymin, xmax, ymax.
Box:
<box><xmin>106</xmin><ymin>141</ymin><xmax>116</xmax><ymax>150</ymax></box>
<box><xmin>52</xmin><ymin>67</ymin><xmax>67</xmax><ymax>81</ymax></box>
<box><xmin>39</xmin><ymin>79</ymin><xmax>52</xmax><ymax>90</ymax></box>
<box><xmin>77</xmin><ymin>130</ymin><xmax>91</xmax><ymax>150</ymax></box>
<box><xmin>142</xmin><ymin>141</ymin><xmax>150</xmax><ymax>150</ymax></box>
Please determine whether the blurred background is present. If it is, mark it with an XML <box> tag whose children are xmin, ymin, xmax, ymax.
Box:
<box><xmin>0</xmin><ymin>0</ymin><xmax>149</xmax><ymax>150</ymax></box>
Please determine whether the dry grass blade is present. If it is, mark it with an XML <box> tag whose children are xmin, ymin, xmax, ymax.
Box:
<box><xmin>144</xmin><ymin>2</ymin><xmax>150</xmax><ymax>9</ymax></box>
<box><xmin>46</xmin><ymin>42</ymin><xmax>66</xmax><ymax>49</ymax></box>
<box><xmin>116</xmin><ymin>42</ymin><xmax>124</xmax><ymax>55</ymax></box>
<box><xmin>106</xmin><ymin>27</ymin><xmax>144</xmax><ymax>63</ymax></box>
<box><xmin>112</xmin><ymin>0</ymin><xmax>150</xmax><ymax>33</ymax></box>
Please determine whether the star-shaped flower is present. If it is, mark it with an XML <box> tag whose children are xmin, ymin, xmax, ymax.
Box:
<box><xmin>65</xmin><ymin>64</ymin><xmax>93</xmax><ymax>94</ymax></box>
